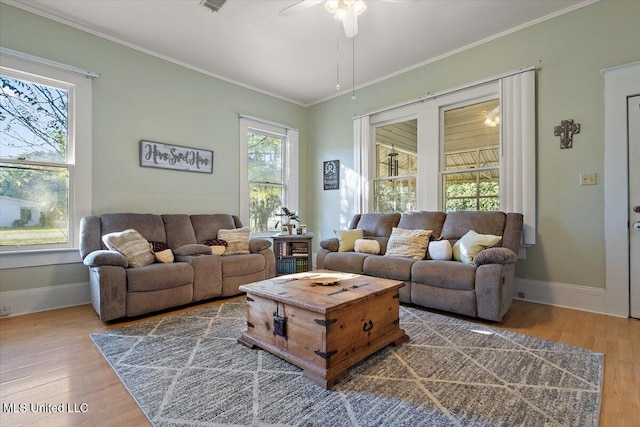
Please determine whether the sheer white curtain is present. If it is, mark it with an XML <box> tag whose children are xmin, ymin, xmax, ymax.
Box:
<box><xmin>501</xmin><ymin>70</ymin><xmax>536</xmax><ymax>244</ymax></box>
<box><xmin>353</xmin><ymin>115</ymin><xmax>371</xmax><ymax>213</ymax></box>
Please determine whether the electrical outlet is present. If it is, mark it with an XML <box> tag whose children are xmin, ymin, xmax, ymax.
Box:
<box><xmin>580</xmin><ymin>172</ymin><xmax>597</xmax><ymax>186</ymax></box>
<box><xmin>0</xmin><ymin>306</ymin><xmax>10</xmax><ymax>317</ymax></box>
<box><xmin>517</xmin><ymin>292</ymin><xmax>526</xmax><ymax>299</ymax></box>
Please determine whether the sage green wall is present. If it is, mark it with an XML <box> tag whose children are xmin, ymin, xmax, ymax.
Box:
<box><xmin>307</xmin><ymin>0</ymin><xmax>640</xmax><ymax>289</ymax></box>
<box><xmin>0</xmin><ymin>4</ymin><xmax>307</xmax><ymax>293</ymax></box>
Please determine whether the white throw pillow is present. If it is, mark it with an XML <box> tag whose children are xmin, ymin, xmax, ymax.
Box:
<box><xmin>354</xmin><ymin>239</ymin><xmax>380</xmax><ymax>255</ymax></box>
<box><xmin>385</xmin><ymin>228</ymin><xmax>432</xmax><ymax>260</ymax></box>
<box><xmin>428</xmin><ymin>240</ymin><xmax>452</xmax><ymax>260</ymax></box>
<box><xmin>452</xmin><ymin>230</ymin><xmax>502</xmax><ymax>264</ymax></box>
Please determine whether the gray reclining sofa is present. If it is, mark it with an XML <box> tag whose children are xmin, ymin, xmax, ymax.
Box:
<box><xmin>317</xmin><ymin>211</ymin><xmax>523</xmax><ymax>321</ymax></box>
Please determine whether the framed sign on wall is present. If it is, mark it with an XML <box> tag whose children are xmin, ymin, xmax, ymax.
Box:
<box><xmin>323</xmin><ymin>160</ymin><xmax>340</xmax><ymax>190</ymax></box>
<box><xmin>139</xmin><ymin>140</ymin><xmax>213</xmax><ymax>174</ymax></box>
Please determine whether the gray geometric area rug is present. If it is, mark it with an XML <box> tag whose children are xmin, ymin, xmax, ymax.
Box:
<box><xmin>90</xmin><ymin>301</ymin><xmax>603</xmax><ymax>427</ymax></box>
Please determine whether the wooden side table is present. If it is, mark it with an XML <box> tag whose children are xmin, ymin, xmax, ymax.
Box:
<box><xmin>272</xmin><ymin>233</ymin><xmax>313</xmax><ymax>276</ymax></box>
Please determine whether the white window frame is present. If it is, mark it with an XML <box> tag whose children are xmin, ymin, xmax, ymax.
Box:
<box><xmin>0</xmin><ymin>54</ymin><xmax>93</xmax><ymax>268</ymax></box>
<box><xmin>239</xmin><ymin>116</ymin><xmax>298</xmax><ymax>237</ymax></box>
<box><xmin>354</xmin><ymin>68</ymin><xmax>535</xmax><ymax>244</ymax></box>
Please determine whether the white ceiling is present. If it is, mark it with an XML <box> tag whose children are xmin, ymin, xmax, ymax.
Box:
<box><xmin>6</xmin><ymin>0</ymin><xmax>590</xmax><ymax>106</ymax></box>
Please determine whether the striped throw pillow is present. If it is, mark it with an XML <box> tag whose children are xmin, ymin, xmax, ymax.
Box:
<box><xmin>385</xmin><ymin>228</ymin><xmax>433</xmax><ymax>260</ymax></box>
<box><xmin>217</xmin><ymin>227</ymin><xmax>250</xmax><ymax>256</ymax></box>
<box><xmin>102</xmin><ymin>229</ymin><xmax>155</xmax><ymax>268</ymax></box>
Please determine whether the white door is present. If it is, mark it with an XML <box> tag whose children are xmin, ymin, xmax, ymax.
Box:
<box><xmin>630</xmin><ymin>95</ymin><xmax>640</xmax><ymax>319</ymax></box>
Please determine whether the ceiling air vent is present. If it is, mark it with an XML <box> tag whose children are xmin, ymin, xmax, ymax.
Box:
<box><xmin>201</xmin><ymin>0</ymin><xmax>226</xmax><ymax>12</ymax></box>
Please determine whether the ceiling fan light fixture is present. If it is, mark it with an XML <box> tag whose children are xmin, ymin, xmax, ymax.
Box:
<box><xmin>325</xmin><ymin>0</ymin><xmax>367</xmax><ymax>21</ymax></box>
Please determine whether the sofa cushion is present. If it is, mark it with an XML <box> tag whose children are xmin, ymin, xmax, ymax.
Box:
<box><xmin>334</xmin><ymin>228</ymin><xmax>364</xmax><ymax>252</ymax></box>
<box><xmin>452</xmin><ymin>230</ymin><xmax>502</xmax><ymax>265</ymax></box>
<box><xmin>354</xmin><ymin>238</ymin><xmax>380</xmax><ymax>254</ymax></box>
<box><xmin>126</xmin><ymin>262</ymin><xmax>193</xmax><ymax>292</ymax></box>
<box><xmin>162</xmin><ymin>214</ymin><xmax>197</xmax><ymax>249</ymax></box>
<box><xmin>191</xmin><ymin>214</ymin><xmax>237</xmax><ymax>242</ymax></box>
<box><xmin>218</xmin><ymin>227</ymin><xmax>250</xmax><ymax>255</ymax></box>
<box><xmin>385</xmin><ymin>228</ymin><xmax>432</xmax><ymax>260</ymax></box>
<box><xmin>221</xmin><ymin>253</ymin><xmax>265</xmax><ymax>276</ymax></box>
<box><xmin>355</xmin><ymin>213</ymin><xmax>400</xmax><ymax>237</ymax></box>
<box><xmin>411</xmin><ymin>260</ymin><xmax>476</xmax><ymax>291</ymax></box>
<box><xmin>102</xmin><ymin>229</ymin><xmax>155</xmax><ymax>268</ymax></box>
<box><xmin>363</xmin><ymin>255</ymin><xmax>415</xmax><ymax>281</ymax></box>
<box><xmin>441</xmin><ymin>211</ymin><xmax>506</xmax><ymax>241</ymax></box>
<box><xmin>100</xmin><ymin>214</ymin><xmax>166</xmax><ymax>249</ymax></box>
<box><xmin>428</xmin><ymin>240</ymin><xmax>452</xmax><ymax>261</ymax></box>
<box><xmin>323</xmin><ymin>251</ymin><xmax>369</xmax><ymax>274</ymax></box>
<box><xmin>398</xmin><ymin>211</ymin><xmax>447</xmax><ymax>239</ymax></box>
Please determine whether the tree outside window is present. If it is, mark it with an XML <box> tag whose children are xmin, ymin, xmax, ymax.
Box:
<box><xmin>0</xmin><ymin>75</ymin><xmax>70</xmax><ymax>246</ymax></box>
<box><xmin>247</xmin><ymin>131</ymin><xmax>284</xmax><ymax>233</ymax></box>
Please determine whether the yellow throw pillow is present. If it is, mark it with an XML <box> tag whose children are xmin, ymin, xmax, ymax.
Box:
<box><xmin>334</xmin><ymin>228</ymin><xmax>364</xmax><ymax>252</ymax></box>
<box><xmin>385</xmin><ymin>228</ymin><xmax>432</xmax><ymax>260</ymax></box>
<box><xmin>452</xmin><ymin>230</ymin><xmax>502</xmax><ymax>264</ymax></box>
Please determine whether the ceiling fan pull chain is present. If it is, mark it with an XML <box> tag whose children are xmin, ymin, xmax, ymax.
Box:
<box><xmin>336</xmin><ymin>21</ymin><xmax>341</xmax><ymax>91</ymax></box>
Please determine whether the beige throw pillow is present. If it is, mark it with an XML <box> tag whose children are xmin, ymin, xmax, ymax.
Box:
<box><xmin>102</xmin><ymin>229</ymin><xmax>155</xmax><ymax>268</ymax></box>
<box><xmin>334</xmin><ymin>228</ymin><xmax>364</xmax><ymax>252</ymax></box>
<box><xmin>354</xmin><ymin>238</ymin><xmax>380</xmax><ymax>255</ymax></box>
<box><xmin>452</xmin><ymin>230</ymin><xmax>502</xmax><ymax>264</ymax></box>
<box><xmin>217</xmin><ymin>227</ymin><xmax>250</xmax><ymax>255</ymax></box>
<box><xmin>385</xmin><ymin>228</ymin><xmax>432</xmax><ymax>260</ymax></box>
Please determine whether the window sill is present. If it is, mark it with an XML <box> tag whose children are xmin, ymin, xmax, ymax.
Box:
<box><xmin>0</xmin><ymin>248</ymin><xmax>81</xmax><ymax>269</ymax></box>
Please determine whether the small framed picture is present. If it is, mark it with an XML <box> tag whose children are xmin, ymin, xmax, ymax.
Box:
<box><xmin>323</xmin><ymin>160</ymin><xmax>339</xmax><ymax>190</ymax></box>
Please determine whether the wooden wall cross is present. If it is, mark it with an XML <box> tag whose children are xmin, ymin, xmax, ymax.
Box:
<box><xmin>554</xmin><ymin>119</ymin><xmax>581</xmax><ymax>149</ymax></box>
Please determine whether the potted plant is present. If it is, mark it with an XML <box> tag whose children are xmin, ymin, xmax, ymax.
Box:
<box><xmin>275</xmin><ymin>207</ymin><xmax>299</xmax><ymax>234</ymax></box>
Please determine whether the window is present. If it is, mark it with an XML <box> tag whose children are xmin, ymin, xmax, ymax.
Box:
<box><xmin>373</xmin><ymin>119</ymin><xmax>417</xmax><ymax>213</ymax></box>
<box><xmin>354</xmin><ymin>68</ymin><xmax>535</xmax><ymax>244</ymax></box>
<box><xmin>0</xmin><ymin>52</ymin><xmax>93</xmax><ymax>266</ymax></box>
<box><xmin>239</xmin><ymin>116</ymin><xmax>298</xmax><ymax>235</ymax></box>
<box><xmin>247</xmin><ymin>130</ymin><xmax>285</xmax><ymax>232</ymax></box>
<box><xmin>441</xmin><ymin>99</ymin><xmax>500</xmax><ymax>211</ymax></box>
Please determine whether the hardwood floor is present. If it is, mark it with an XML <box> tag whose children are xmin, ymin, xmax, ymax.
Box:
<box><xmin>1</xmin><ymin>299</ymin><xmax>638</xmax><ymax>426</ymax></box>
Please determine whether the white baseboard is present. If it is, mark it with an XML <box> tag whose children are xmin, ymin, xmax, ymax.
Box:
<box><xmin>514</xmin><ymin>278</ymin><xmax>608</xmax><ymax>315</ymax></box>
<box><xmin>0</xmin><ymin>278</ymin><xmax>613</xmax><ymax>319</ymax></box>
<box><xmin>0</xmin><ymin>282</ymin><xmax>90</xmax><ymax>317</ymax></box>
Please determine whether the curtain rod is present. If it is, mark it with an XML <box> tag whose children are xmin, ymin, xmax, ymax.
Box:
<box><xmin>354</xmin><ymin>65</ymin><xmax>535</xmax><ymax>120</ymax></box>
<box><xmin>0</xmin><ymin>47</ymin><xmax>100</xmax><ymax>79</ymax></box>
<box><xmin>237</xmin><ymin>113</ymin><xmax>298</xmax><ymax>132</ymax></box>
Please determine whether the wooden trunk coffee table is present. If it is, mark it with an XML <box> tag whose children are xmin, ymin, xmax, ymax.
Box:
<box><xmin>238</xmin><ymin>270</ymin><xmax>409</xmax><ymax>388</ymax></box>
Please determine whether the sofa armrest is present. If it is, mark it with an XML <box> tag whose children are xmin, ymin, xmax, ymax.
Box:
<box><xmin>250</xmin><ymin>238</ymin><xmax>272</xmax><ymax>253</ymax></box>
<box><xmin>473</xmin><ymin>247</ymin><xmax>518</xmax><ymax>266</ymax></box>
<box><xmin>174</xmin><ymin>244</ymin><xmax>211</xmax><ymax>256</ymax></box>
<box><xmin>320</xmin><ymin>238</ymin><xmax>339</xmax><ymax>252</ymax></box>
<box><xmin>83</xmin><ymin>250</ymin><xmax>128</xmax><ymax>268</ymax></box>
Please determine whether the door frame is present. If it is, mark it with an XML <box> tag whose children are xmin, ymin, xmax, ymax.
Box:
<box><xmin>603</xmin><ymin>61</ymin><xmax>640</xmax><ymax>318</ymax></box>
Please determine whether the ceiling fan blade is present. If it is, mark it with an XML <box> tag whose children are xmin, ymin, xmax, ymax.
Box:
<box><xmin>342</xmin><ymin>11</ymin><xmax>358</xmax><ymax>38</ymax></box>
<box><xmin>279</xmin><ymin>0</ymin><xmax>323</xmax><ymax>16</ymax></box>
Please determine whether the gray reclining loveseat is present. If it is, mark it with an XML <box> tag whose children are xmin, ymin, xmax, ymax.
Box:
<box><xmin>80</xmin><ymin>213</ymin><xmax>275</xmax><ymax>321</ymax></box>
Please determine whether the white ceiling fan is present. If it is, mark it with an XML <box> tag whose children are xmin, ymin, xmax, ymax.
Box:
<box><xmin>280</xmin><ymin>0</ymin><xmax>415</xmax><ymax>38</ymax></box>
